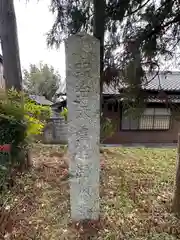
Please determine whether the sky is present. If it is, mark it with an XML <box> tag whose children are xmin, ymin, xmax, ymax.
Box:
<box><xmin>14</xmin><ymin>0</ymin><xmax>66</xmax><ymax>81</ymax></box>
<box><xmin>2</xmin><ymin>0</ymin><xmax>179</xmax><ymax>82</ymax></box>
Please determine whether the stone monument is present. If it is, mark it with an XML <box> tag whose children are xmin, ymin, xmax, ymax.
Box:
<box><xmin>66</xmin><ymin>33</ymin><xmax>100</xmax><ymax>221</ymax></box>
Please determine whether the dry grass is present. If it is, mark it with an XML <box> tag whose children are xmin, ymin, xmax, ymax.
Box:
<box><xmin>0</xmin><ymin>145</ymin><xmax>180</xmax><ymax>239</ymax></box>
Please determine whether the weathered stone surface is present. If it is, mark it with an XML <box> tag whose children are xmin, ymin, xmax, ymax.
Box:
<box><xmin>43</xmin><ymin>117</ymin><xmax>68</xmax><ymax>144</ymax></box>
<box><xmin>66</xmin><ymin>33</ymin><xmax>100</xmax><ymax>221</ymax></box>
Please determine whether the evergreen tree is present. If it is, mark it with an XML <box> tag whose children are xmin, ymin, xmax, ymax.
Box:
<box><xmin>47</xmin><ymin>0</ymin><xmax>180</xmax><ymax>88</ymax></box>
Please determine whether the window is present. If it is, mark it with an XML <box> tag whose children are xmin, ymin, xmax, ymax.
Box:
<box><xmin>121</xmin><ymin>108</ymin><xmax>171</xmax><ymax>130</ymax></box>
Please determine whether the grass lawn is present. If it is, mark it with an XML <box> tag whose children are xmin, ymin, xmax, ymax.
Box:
<box><xmin>1</xmin><ymin>145</ymin><xmax>180</xmax><ymax>239</ymax></box>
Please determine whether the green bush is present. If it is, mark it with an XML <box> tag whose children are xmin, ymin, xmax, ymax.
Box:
<box><xmin>24</xmin><ymin>98</ymin><xmax>51</xmax><ymax>136</ymax></box>
<box><xmin>101</xmin><ymin>113</ymin><xmax>116</xmax><ymax>142</ymax></box>
<box><xmin>0</xmin><ymin>90</ymin><xmax>51</xmax><ymax>137</ymax></box>
<box><xmin>0</xmin><ymin>89</ymin><xmax>51</xmax><ymax>190</ymax></box>
<box><xmin>60</xmin><ymin>107</ymin><xmax>68</xmax><ymax>121</ymax></box>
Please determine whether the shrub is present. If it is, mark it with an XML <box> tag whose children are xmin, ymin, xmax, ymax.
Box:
<box><xmin>60</xmin><ymin>107</ymin><xmax>68</xmax><ymax>121</ymax></box>
<box><xmin>100</xmin><ymin>113</ymin><xmax>116</xmax><ymax>142</ymax></box>
<box><xmin>0</xmin><ymin>89</ymin><xmax>51</xmax><ymax>190</ymax></box>
<box><xmin>24</xmin><ymin>98</ymin><xmax>51</xmax><ymax>137</ymax></box>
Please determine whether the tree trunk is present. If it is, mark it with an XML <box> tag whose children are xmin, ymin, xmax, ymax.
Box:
<box><xmin>93</xmin><ymin>0</ymin><xmax>105</xmax><ymax>140</ymax></box>
<box><xmin>93</xmin><ymin>0</ymin><xmax>105</xmax><ymax>79</ymax></box>
<box><xmin>172</xmin><ymin>133</ymin><xmax>180</xmax><ymax>217</ymax></box>
<box><xmin>0</xmin><ymin>1</ymin><xmax>32</xmax><ymax>170</ymax></box>
<box><xmin>0</xmin><ymin>0</ymin><xmax>22</xmax><ymax>91</ymax></box>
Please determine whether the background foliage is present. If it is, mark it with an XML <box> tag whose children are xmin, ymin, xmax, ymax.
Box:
<box><xmin>23</xmin><ymin>62</ymin><xmax>61</xmax><ymax>101</ymax></box>
<box><xmin>47</xmin><ymin>0</ymin><xmax>180</xmax><ymax>104</ymax></box>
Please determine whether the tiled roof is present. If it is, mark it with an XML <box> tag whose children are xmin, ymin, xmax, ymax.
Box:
<box><xmin>29</xmin><ymin>95</ymin><xmax>53</xmax><ymax>106</ymax></box>
<box><xmin>106</xmin><ymin>95</ymin><xmax>180</xmax><ymax>103</ymax></box>
<box><xmin>147</xmin><ymin>95</ymin><xmax>180</xmax><ymax>103</ymax></box>
<box><xmin>103</xmin><ymin>71</ymin><xmax>180</xmax><ymax>94</ymax></box>
<box><xmin>144</xmin><ymin>72</ymin><xmax>180</xmax><ymax>91</ymax></box>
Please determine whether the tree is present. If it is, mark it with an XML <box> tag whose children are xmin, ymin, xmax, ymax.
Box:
<box><xmin>23</xmin><ymin>63</ymin><xmax>60</xmax><ymax>101</ymax></box>
<box><xmin>47</xmin><ymin>0</ymin><xmax>153</xmax><ymax>84</ymax></box>
<box><xmin>0</xmin><ymin>0</ymin><xmax>32</xmax><ymax>170</ymax></box>
<box><xmin>47</xmin><ymin>0</ymin><xmax>180</xmax><ymax>218</ymax></box>
<box><xmin>47</xmin><ymin>0</ymin><xmax>180</xmax><ymax>88</ymax></box>
<box><xmin>0</xmin><ymin>0</ymin><xmax>22</xmax><ymax>91</ymax></box>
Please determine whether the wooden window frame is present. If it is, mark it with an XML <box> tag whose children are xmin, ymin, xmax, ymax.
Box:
<box><xmin>120</xmin><ymin>107</ymin><xmax>171</xmax><ymax>131</ymax></box>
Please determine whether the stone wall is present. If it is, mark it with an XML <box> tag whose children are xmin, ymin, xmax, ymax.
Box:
<box><xmin>43</xmin><ymin>117</ymin><xmax>68</xmax><ymax>144</ymax></box>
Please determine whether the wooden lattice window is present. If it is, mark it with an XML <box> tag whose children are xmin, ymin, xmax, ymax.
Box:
<box><xmin>121</xmin><ymin>108</ymin><xmax>171</xmax><ymax>130</ymax></box>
